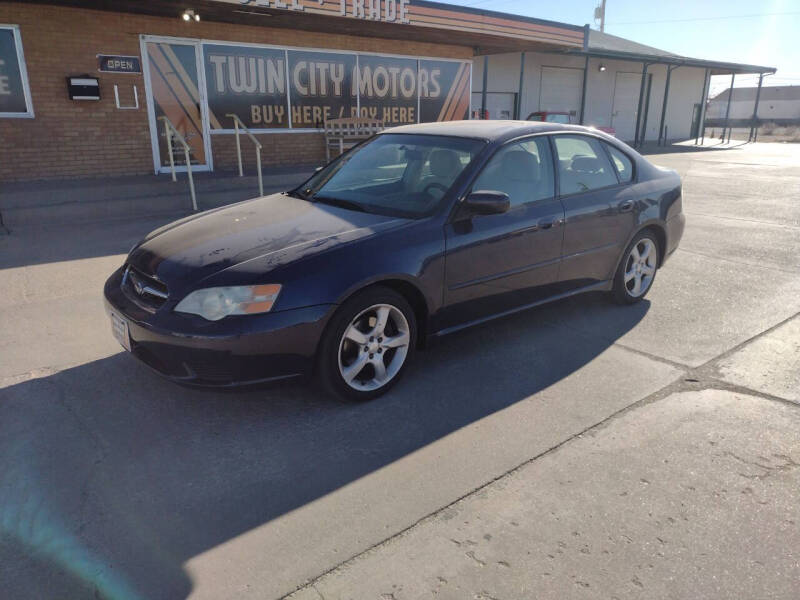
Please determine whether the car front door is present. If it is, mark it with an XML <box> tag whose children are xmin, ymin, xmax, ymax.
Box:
<box><xmin>552</xmin><ymin>134</ymin><xmax>636</xmax><ymax>290</ymax></box>
<box><xmin>440</xmin><ymin>136</ymin><xmax>565</xmax><ymax>331</ymax></box>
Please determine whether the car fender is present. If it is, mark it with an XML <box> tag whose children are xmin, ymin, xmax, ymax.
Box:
<box><xmin>611</xmin><ymin>219</ymin><xmax>668</xmax><ymax>276</ymax></box>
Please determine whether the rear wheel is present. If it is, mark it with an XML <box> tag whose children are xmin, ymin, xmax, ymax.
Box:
<box><xmin>612</xmin><ymin>231</ymin><xmax>659</xmax><ymax>304</ymax></box>
<box><xmin>317</xmin><ymin>286</ymin><xmax>416</xmax><ymax>401</ymax></box>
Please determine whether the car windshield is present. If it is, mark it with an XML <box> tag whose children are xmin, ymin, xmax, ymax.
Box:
<box><xmin>295</xmin><ymin>134</ymin><xmax>485</xmax><ymax>218</ymax></box>
<box><xmin>546</xmin><ymin>114</ymin><xmax>571</xmax><ymax>124</ymax></box>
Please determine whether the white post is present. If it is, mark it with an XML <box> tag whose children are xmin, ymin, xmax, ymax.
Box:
<box><xmin>184</xmin><ymin>146</ymin><xmax>197</xmax><ymax>211</ymax></box>
<box><xmin>234</xmin><ymin>119</ymin><xmax>243</xmax><ymax>177</ymax></box>
<box><xmin>256</xmin><ymin>147</ymin><xmax>263</xmax><ymax>197</ymax></box>
<box><xmin>164</xmin><ymin>119</ymin><xmax>176</xmax><ymax>182</ymax></box>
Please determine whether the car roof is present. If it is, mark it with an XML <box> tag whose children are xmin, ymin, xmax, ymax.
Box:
<box><xmin>383</xmin><ymin>120</ymin><xmax>591</xmax><ymax>143</ymax></box>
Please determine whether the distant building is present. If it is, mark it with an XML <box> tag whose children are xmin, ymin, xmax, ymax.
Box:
<box><xmin>706</xmin><ymin>85</ymin><xmax>800</xmax><ymax>124</ymax></box>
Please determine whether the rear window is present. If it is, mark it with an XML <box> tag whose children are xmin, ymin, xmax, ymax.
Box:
<box><xmin>604</xmin><ymin>143</ymin><xmax>634</xmax><ymax>183</ymax></box>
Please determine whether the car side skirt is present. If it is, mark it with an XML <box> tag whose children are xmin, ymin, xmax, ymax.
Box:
<box><xmin>429</xmin><ymin>279</ymin><xmax>612</xmax><ymax>340</ymax></box>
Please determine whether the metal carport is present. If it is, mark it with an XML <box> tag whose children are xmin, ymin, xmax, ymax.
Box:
<box><xmin>568</xmin><ymin>29</ymin><xmax>776</xmax><ymax>147</ymax></box>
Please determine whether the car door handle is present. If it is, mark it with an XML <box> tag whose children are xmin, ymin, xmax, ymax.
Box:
<box><xmin>538</xmin><ymin>217</ymin><xmax>564</xmax><ymax>229</ymax></box>
<box><xmin>618</xmin><ymin>200</ymin><xmax>634</xmax><ymax>213</ymax></box>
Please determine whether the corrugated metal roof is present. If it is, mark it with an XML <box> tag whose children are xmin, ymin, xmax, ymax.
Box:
<box><xmin>580</xmin><ymin>29</ymin><xmax>775</xmax><ymax>75</ymax></box>
<box><xmin>588</xmin><ymin>30</ymin><xmax>680</xmax><ymax>59</ymax></box>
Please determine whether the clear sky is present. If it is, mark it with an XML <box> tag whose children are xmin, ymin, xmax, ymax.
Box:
<box><xmin>434</xmin><ymin>0</ymin><xmax>800</xmax><ymax>96</ymax></box>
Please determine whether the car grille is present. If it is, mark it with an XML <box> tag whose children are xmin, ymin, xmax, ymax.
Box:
<box><xmin>132</xmin><ymin>343</ymin><xmax>247</xmax><ymax>384</ymax></box>
<box><xmin>122</xmin><ymin>264</ymin><xmax>169</xmax><ymax>310</ymax></box>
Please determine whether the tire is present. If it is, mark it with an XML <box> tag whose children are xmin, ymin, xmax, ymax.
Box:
<box><xmin>612</xmin><ymin>230</ymin><xmax>659</xmax><ymax>304</ymax></box>
<box><xmin>317</xmin><ymin>286</ymin><xmax>417</xmax><ymax>402</ymax></box>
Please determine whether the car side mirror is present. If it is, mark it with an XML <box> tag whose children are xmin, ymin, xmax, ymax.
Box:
<box><xmin>314</xmin><ymin>166</ymin><xmax>324</xmax><ymax>173</ymax></box>
<box><xmin>462</xmin><ymin>191</ymin><xmax>510</xmax><ymax>216</ymax></box>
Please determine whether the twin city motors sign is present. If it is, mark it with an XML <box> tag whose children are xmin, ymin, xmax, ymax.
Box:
<box><xmin>203</xmin><ymin>44</ymin><xmax>471</xmax><ymax>130</ymax></box>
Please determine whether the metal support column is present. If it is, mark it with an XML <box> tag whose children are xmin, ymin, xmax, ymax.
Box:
<box><xmin>721</xmin><ymin>72</ymin><xmax>735</xmax><ymax>142</ymax></box>
<box><xmin>633</xmin><ymin>62</ymin><xmax>649</xmax><ymax>147</ymax></box>
<box><xmin>696</xmin><ymin>68</ymin><xmax>710</xmax><ymax>145</ymax></box>
<box><xmin>579</xmin><ymin>55</ymin><xmax>589</xmax><ymax>125</ymax></box>
<box><xmin>748</xmin><ymin>72</ymin><xmax>764</xmax><ymax>142</ymax></box>
<box><xmin>480</xmin><ymin>55</ymin><xmax>488</xmax><ymax>119</ymax></box>
<box><xmin>657</xmin><ymin>65</ymin><xmax>677</xmax><ymax>146</ymax></box>
<box><xmin>638</xmin><ymin>73</ymin><xmax>653</xmax><ymax>147</ymax></box>
<box><xmin>700</xmin><ymin>69</ymin><xmax>710</xmax><ymax>144</ymax></box>
<box><xmin>516</xmin><ymin>52</ymin><xmax>526</xmax><ymax>120</ymax></box>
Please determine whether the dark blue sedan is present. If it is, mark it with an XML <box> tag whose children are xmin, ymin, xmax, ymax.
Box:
<box><xmin>104</xmin><ymin>121</ymin><xmax>684</xmax><ymax>401</ymax></box>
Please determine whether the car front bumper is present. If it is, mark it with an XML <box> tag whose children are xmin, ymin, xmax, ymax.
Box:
<box><xmin>103</xmin><ymin>266</ymin><xmax>335</xmax><ymax>387</ymax></box>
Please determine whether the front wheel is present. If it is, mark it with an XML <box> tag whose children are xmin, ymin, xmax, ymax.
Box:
<box><xmin>317</xmin><ymin>286</ymin><xmax>417</xmax><ymax>402</ymax></box>
<box><xmin>612</xmin><ymin>231</ymin><xmax>659</xmax><ymax>304</ymax></box>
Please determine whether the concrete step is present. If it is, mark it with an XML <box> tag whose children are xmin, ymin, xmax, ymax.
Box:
<box><xmin>0</xmin><ymin>168</ymin><xmax>315</xmax><ymax>228</ymax></box>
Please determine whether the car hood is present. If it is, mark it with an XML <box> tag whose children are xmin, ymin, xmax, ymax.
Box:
<box><xmin>128</xmin><ymin>193</ymin><xmax>408</xmax><ymax>290</ymax></box>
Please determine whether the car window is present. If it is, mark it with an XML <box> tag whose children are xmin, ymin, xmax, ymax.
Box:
<box><xmin>546</xmin><ymin>114</ymin><xmax>570</xmax><ymax>124</ymax></box>
<box><xmin>300</xmin><ymin>134</ymin><xmax>485</xmax><ymax>218</ymax></box>
<box><xmin>471</xmin><ymin>137</ymin><xmax>555</xmax><ymax>207</ymax></box>
<box><xmin>604</xmin><ymin>143</ymin><xmax>634</xmax><ymax>183</ymax></box>
<box><xmin>553</xmin><ymin>135</ymin><xmax>619</xmax><ymax>195</ymax></box>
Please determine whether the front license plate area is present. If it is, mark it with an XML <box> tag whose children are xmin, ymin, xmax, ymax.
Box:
<box><xmin>110</xmin><ymin>312</ymin><xmax>131</xmax><ymax>352</ymax></box>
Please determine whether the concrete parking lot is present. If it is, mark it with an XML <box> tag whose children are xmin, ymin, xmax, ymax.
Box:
<box><xmin>1</xmin><ymin>141</ymin><xmax>798</xmax><ymax>599</ymax></box>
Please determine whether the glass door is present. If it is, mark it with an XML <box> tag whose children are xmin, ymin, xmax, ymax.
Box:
<box><xmin>143</xmin><ymin>38</ymin><xmax>211</xmax><ymax>172</ymax></box>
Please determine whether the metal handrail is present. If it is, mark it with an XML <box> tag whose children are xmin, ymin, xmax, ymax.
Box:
<box><xmin>158</xmin><ymin>116</ymin><xmax>197</xmax><ymax>211</ymax></box>
<box><xmin>226</xmin><ymin>113</ymin><xmax>264</xmax><ymax>197</ymax></box>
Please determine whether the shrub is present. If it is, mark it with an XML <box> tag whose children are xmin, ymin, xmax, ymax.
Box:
<box><xmin>761</xmin><ymin>121</ymin><xmax>777</xmax><ymax>135</ymax></box>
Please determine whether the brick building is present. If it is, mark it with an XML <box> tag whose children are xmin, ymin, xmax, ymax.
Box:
<box><xmin>0</xmin><ymin>1</ymin><xmax>775</xmax><ymax>184</ymax></box>
<box><xmin>0</xmin><ymin>0</ymin><xmax>583</xmax><ymax>182</ymax></box>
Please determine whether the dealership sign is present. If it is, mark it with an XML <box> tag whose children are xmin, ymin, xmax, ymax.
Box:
<box><xmin>225</xmin><ymin>0</ymin><xmax>585</xmax><ymax>48</ymax></box>
<box><xmin>0</xmin><ymin>25</ymin><xmax>34</xmax><ymax>117</ymax></box>
<box><xmin>203</xmin><ymin>43</ymin><xmax>470</xmax><ymax>130</ymax></box>
<box><xmin>237</xmin><ymin>0</ymin><xmax>411</xmax><ymax>23</ymax></box>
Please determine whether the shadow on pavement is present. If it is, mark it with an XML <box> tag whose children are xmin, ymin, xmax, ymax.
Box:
<box><xmin>0</xmin><ymin>214</ymin><xmax>188</xmax><ymax>270</ymax></box>
<box><xmin>0</xmin><ymin>293</ymin><xmax>649</xmax><ymax>599</ymax></box>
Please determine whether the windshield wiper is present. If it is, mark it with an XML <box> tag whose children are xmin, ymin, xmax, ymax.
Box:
<box><xmin>285</xmin><ymin>188</ymin><xmax>310</xmax><ymax>200</ymax></box>
<box><xmin>312</xmin><ymin>195</ymin><xmax>369</xmax><ymax>213</ymax></box>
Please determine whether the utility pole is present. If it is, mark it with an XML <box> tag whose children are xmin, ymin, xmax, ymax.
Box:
<box><xmin>594</xmin><ymin>0</ymin><xmax>606</xmax><ymax>32</ymax></box>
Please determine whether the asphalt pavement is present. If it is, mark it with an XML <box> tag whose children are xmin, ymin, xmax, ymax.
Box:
<box><xmin>1</xmin><ymin>140</ymin><xmax>798</xmax><ymax>599</ymax></box>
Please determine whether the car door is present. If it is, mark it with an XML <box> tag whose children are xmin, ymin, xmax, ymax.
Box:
<box><xmin>552</xmin><ymin>134</ymin><xmax>636</xmax><ymax>290</ymax></box>
<box><xmin>440</xmin><ymin>136</ymin><xmax>565</xmax><ymax>330</ymax></box>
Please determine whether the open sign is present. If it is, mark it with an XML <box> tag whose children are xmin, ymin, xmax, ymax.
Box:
<box><xmin>98</xmin><ymin>55</ymin><xmax>141</xmax><ymax>74</ymax></box>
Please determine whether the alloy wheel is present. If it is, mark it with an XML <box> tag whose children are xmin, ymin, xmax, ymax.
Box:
<box><xmin>624</xmin><ymin>238</ymin><xmax>658</xmax><ymax>298</ymax></box>
<box><xmin>337</xmin><ymin>303</ymin><xmax>411</xmax><ymax>392</ymax></box>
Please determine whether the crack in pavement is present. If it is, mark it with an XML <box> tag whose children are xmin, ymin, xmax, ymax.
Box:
<box><xmin>684</xmin><ymin>211</ymin><xmax>800</xmax><ymax>230</ymax></box>
<box><xmin>283</xmin><ymin>310</ymin><xmax>800</xmax><ymax>599</ymax></box>
<box><xmin>674</xmin><ymin>248</ymin><xmax>800</xmax><ymax>274</ymax></box>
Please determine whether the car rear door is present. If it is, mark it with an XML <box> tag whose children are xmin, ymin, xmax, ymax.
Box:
<box><xmin>552</xmin><ymin>134</ymin><xmax>636</xmax><ymax>290</ymax></box>
<box><xmin>440</xmin><ymin>136</ymin><xmax>565</xmax><ymax>330</ymax></box>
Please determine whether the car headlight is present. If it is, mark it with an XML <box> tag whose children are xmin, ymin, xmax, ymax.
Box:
<box><xmin>174</xmin><ymin>284</ymin><xmax>281</xmax><ymax>321</ymax></box>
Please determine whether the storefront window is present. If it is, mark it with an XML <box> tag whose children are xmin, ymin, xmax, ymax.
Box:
<box><xmin>0</xmin><ymin>25</ymin><xmax>34</xmax><ymax>118</ymax></box>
